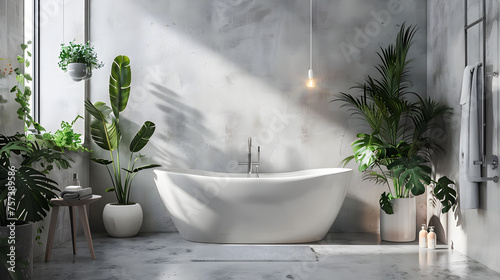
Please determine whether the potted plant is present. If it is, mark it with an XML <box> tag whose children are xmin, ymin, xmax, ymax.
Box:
<box><xmin>336</xmin><ymin>24</ymin><xmax>457</xmax><ymax>242</ymax></box>
<box><xmin>1</xmin><ymin>41</ymin><xmax>85</xmax><ymax>280</ymax></box>
<box><xmin>0</xmin><ymin>134</ymin><xmax>71</xmax><ymax>280</ymax></box>
<box><xmin>58</xmin><ymin>40</ymin><xmax>104</xmax><ymax>81</ymax></box>
<box><xmin>85</xmin><ymin>55</ymin><xmax>160</xmax><ymax>238</ymax></box>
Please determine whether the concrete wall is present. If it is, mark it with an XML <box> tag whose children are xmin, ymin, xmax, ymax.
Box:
<box><xmin>88</xmin><ymin>0</ymin><xmax>428</xmax><ymax>234</ymax></box>
<box><xmin>0</xmin><ymin>0</ymin><xmax>25</xmax><ymax>135</ymax></box>
<box><xmin>428</xmin><ymin>0</ymin><xmax>500</xmax><ymax>273</ymax></box>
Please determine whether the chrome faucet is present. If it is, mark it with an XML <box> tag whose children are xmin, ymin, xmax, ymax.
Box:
<box><xmin>247</xmin><ymin>137</ymin><xmax>252</xmax><ymax>174</ymax></box>
<box><xmin>239</xmin><ymin>137</ymin><xmax>260</xmax><ymax>177</ymax></box>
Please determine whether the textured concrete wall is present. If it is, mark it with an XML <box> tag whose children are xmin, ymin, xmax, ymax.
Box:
<box><xmin>428</xmin><ymin>0</ymin><xmax>500</xmax><ymax>273</ymax></box>
<box><xmin>88</xmin><ymin>0</ymin><xmax>427</xmax><ymax>234</ymax></box>
<box><xmin>0</xmin><ymin>0</ymin><xmax>24</xmax><ymax>135</ymax></box>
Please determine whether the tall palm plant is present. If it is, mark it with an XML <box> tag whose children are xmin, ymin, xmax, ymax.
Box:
<box><xmin>336</xmin><ymin>24</ymin><xmax>457</xmax><ymax>214</ymax></box>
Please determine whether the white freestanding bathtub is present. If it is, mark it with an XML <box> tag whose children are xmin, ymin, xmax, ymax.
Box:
<box><xmin>153</xmin><ymin>168</ymin><xmax>352</xmax><ymax>243</ymax></box>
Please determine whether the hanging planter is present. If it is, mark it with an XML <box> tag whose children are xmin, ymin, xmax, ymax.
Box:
<box><xmin>67</xmin><ymin>62</ymin><xmax>87</xmax><ymax>81</ymax></box>
<box><xmin>58</xmin><ymin>40</ymin><xmax>103</xmax><ymax>82</ymax></box>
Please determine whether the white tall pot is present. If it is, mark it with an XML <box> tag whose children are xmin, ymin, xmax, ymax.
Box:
<box><xmin>380</xmin><ymin>197</ymin><xmax>416</xmax><ymax>242</ymax></box>
<box><xmin>103</xmin><ymin>203</ymin><xmax>143</xmax><ymax>238</ymax></box>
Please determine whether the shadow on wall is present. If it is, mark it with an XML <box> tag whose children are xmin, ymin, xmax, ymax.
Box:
<box><xmin>428</xmin><ymin>215</ymin><xmax>446</xmax><ymax>244</ymax></box>
<box><xmin>330</xmin><ymin>196</ymin><xmax>377</xmax><ymax>233</ymax></box>
<box><xmin>149</xmin><ymin>83</ymin><xmax>240</xmax><ymax>171</ymax></box>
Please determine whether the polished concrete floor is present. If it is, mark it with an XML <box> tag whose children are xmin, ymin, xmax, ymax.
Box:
<box><xmin>33</xmin><ymin>232</ymin><xmax>500</xmax><ymax>280</ymax></box>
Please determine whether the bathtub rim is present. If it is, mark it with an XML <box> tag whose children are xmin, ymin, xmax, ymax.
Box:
<box><xmin>153</xmin><ymin>167</ymin><xmax>352</xmax><ymax>181</ymax></box>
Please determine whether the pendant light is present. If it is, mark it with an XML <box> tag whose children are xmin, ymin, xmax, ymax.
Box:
<box><xmin>306</xmin><ymin>0</ymin><xmax>316</xmax><ymax>88</ymax></box>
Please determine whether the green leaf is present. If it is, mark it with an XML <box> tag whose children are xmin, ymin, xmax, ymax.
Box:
<box><xmin>129</xmin><ymin>121</ymin><xmax>156</xmax><ymax>152</ymax></box>
<box><xmin>91</xmin><ymin>158</ymin><xmax>113</xmax><ymax>165</ymax></box>
<box><xmin>388</xmin><ymin>156</ymin><xmax>432</xmax><ymax>196</ymax></box>
<box><xmin>379</xmin><ymin>192</ymin><xmax>394</xmax><ymax>214</ymax></box>
<box><xmin>85</xmin><ymin>100</ymin><xmax>120</xmax><ymax>151</ymax></box>
<box><xmin>433</xmin><ymin>176</ymin><xmax>456</xmax><ymax>213</ymax></box>
<box><xmin>105</xmin><ymin>188</ymin><xmax>116</xmax><ymax>192</ymax></box>
<box><xmin>89</xmin><ymin>118</ymin><xmax>119</xmax><ymax>151</ymax></box>
<box><xmin>109</xmin><ymin>55</ymin><xmax>131</xmax><ymax>118</ymax></box>
<box><xmin>351</xmin><ymin>133</ymin><xmax>384</xmax><ymax>171</ymax></box>
<box><xmin>122</xmin><ymin>164</ymin><xmax>161</xmax><ymax>173</ymax></box>
<box><xmin>0</xmin><ymin>166</ymin><xmax>59</xmax><ymax>223</ymax></box>
<box><xmin>340</xmin><ymin>155</ymin><xmax>355</xmax><ymax>167</ymax></box>
<box><xmin>85</xmin><ymin>100</ymin><xmax>112</xmax><ymax>121</ymax></box>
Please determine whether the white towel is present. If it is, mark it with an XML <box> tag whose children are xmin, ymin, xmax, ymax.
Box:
<box><xmin>459</xmin><ymin>64</ymin><xmax>481</xmax><ymax>209</ymax></box>
<box><xmin>61</xmin><ymin>188</ymin><xmax>93</xmax><ymax>200</ymax></box>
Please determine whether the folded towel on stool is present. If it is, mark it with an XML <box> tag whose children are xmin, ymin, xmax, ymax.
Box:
<box><xmin>61</xmin><ymin>188</ymin><xmax>93</xmax><ymax>200</ymax></box>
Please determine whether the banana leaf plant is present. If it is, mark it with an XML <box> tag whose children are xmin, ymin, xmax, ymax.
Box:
<box><xmin>85</xmin><ymin>55</ymin><xmax>160</xmax><ymax>205</ymax></box>
<box><xmin>335</xmin><ymin>24</ymin><xmax>457</xmax><ymax>214</ymax></box>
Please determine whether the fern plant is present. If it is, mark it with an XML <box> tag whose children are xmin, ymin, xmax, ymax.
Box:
<box><xmin>336</xmin><ymin>24</ymin><xmax>457</xmax><ymax>214</ymax></box>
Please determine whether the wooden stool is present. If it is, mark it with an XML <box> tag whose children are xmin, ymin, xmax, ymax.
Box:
<box><xmin>45</xmin><ymin>195</ymin><xmax>101</xmax><ymax>262</ymax></box>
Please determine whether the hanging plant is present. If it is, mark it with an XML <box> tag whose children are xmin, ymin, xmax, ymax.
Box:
<box><xmin>58</xmin><ymin>40</ymin><xmax>104</xmax><ymax>71</ymax></box>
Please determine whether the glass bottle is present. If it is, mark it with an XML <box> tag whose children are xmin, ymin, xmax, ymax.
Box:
<box><xmin>72</xmin><ymin>173</ymin><xmax>81</xmax><ymax>186</ymax></box>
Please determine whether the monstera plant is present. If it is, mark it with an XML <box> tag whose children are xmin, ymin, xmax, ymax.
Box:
<box><xmin>336</xmin><ymin>24</ymin><xmax>457</xmax><ymax>241</ymax></box>
<box><xmin>85</xmin><ymin>55</ymin><xmax>160</xmax><ymax>237</ymax></box>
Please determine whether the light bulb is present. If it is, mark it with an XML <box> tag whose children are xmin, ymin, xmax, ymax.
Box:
<box><xmin>306</xmin><ymin>78</ymin><xmax>316</xmax><ymax>88</ymax></box>
<box><xmin>306</xmin><ymin>69</ymin><xmax>316</xmax><ymax>88</ymax></box>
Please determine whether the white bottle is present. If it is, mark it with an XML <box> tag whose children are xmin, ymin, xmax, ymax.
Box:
<box><xmin>419</xmin><ymin>224</ymin><xmax>427</xmax><ymax>248</ymax></box>
<box><xmin>427</xmin><ymin>226</ymin><xmax>436</xmax><ymax>249</ymax></box>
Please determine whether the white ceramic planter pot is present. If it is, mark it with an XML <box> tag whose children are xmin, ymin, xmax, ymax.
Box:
<box><xmin>103</xmin><ymin>203</ymin><xmax>143</xmax><ymax>238</ymax></box>
<box><xmin>67</xmin><ymin>63</ymin><xmax>87</xmax><ymax>81</ymax></box>
<box><xmin>0</xmin><ymin>222</ymin><xmax>33</xmax><ymax>279</ymax></box>
<box><xmin>380</xmin><ymin>197</ymin><xmax>416</xmax><ymax>242</ymax></box>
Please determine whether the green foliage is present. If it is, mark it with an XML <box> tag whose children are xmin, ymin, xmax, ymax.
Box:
<box><xmin>335</xmin><ymin>24</ymin><xmax>456</xmax><ymax>214</ymax></box>
<box><xmin>109</xmin><ymin>55</ymin><xmax>131</xmax><ymax>118</ymax></box>
<box><xmin>86</xmin><ymin>55</ymin><xmax>160</xmax><ymax>205</ymax></box>
<box><xmin>379</xmin><ymin>192</ymin><xmax>394</xmax><ymax>215</ymax></box>
<box><xmin>130</xmin><ymin>121</ymin><xmax>156</xmax><ymax>153</ymax></box>
<box><xmin>58</xmin><ymin>40</ymin><xmax>104</xmax><ymax>71</ymax></box>
<box><xmin>9</xmin><ymin>41</ymin><xmax>88</xmax><ymax>153</ymax></box>
<box><xmin>10</xmin><ymin>41</ymin><xmax>43</xmax><ymax>133</ymax></box>
<box><xmin>40</xmin><ymin>116</ymin><xmax>90</xmax><ymax>153</ymax></box>
<box><xmin>350</xmin><ymin>133</ymin><xmax>384</xmax><ymax>172</ymax></box>
<box><xmin>0</xmin><ymin>134</ymin><xmax>71</xmax><ymax>226</ymax></box>
<box><xmin>0</xmin><ymin>42</ymin><xmax>89</xmax><ymax>253</ymax></box>
<box><xmin>85</xmin><ymin>101</ymin><xmax>119</xmax><ymax>151</ymax></box>
<box><xmin>434</xmin><ymin>176</ymin><xmax>457</xmax><ymax>214</ymax></box>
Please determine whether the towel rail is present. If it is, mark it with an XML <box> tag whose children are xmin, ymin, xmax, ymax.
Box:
<box><xmin>464</xmin><ymin>0</ymin><xmax>498</xmax><ymax>183</ymax></box>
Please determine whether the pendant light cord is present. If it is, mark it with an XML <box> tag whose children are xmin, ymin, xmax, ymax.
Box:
<box><xmin>309</xmin><ymin>0</ymin><xmax>313</xmax><ymax>71</ymax></box>
<box><xmin>62</xmin><ymin>0</ymin><xmax>65</xmax><ymax>43</ymax></box>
